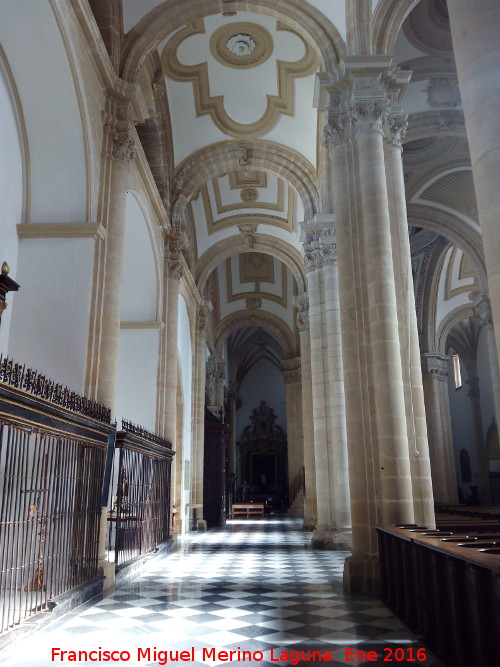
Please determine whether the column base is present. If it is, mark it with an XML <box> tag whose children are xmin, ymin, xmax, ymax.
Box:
<box><xmin>98</xmin><ymin>559</ymin><xmax>116</xmax><ymax>590</ymax></box>
<box><xmin>343</xmin><ymin>554</ymin><xmax>379</xmax><ymax>596</ymax></box>
<box><xmin>303</xmin><ymin>517</ymin><xmax>316</xmax><ymax>531</ymax></box>
<box><xmin>311</xmin><ymin>527</ymin><xmax>352</xmax><ymax>550</ymax></box>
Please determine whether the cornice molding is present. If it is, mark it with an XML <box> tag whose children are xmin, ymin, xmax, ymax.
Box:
<box><xmin>17</xmin><ymin>223</ymin><xmax>106</xmax><ymax>240</ymax></box>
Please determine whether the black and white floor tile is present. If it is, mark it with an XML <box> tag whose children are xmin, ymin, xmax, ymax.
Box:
<box><xmin>2</xmin><ymin>518</ymin><xmax>443</xmax><ymax>667</ymax></box>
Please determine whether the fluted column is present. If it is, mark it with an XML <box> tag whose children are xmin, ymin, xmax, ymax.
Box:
<box><xmin>448</xmin><ymin>0</ymin><xmax>500</xmax><ymax>371</ymax></box>
<box><xmin>384</xmin><ymin>118</ymin><xmax>434</xmax><ymax>526</ymax></box>
<box><xmin>296</xmin><ymin>296</ymin><xmax>317</xmax><ymax>529</ymax></box>
<box><xmin>190</xmin><ymin>301</ymin><xmax>210</xmax><ymax>514</ymax></box>
<box><xmin>94</xmin><ymin>108</ymin><xmax>136</xmax><ymax>410</ymax></box>
<box><xmin>421</xmin><ymin>354</ymin><xmax>458</xmax><ymax>504</ymax></box>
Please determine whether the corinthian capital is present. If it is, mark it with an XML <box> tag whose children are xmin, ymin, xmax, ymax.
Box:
<box><xmin>303</xmin><ymin>250</ymin><xmax>317</xmax><ymax>274</ymax></box>
<box><xmin>350</xmin><ymin>100</ymin><xmax>388</xmax><ymax>136</ymax></box>
<box><xmin>323</xmin><ymin>114</ymin><xmax>345</xmax><ymax>150</ymax></box>
<box><xmin>387</xmin><ymin>113</ymin><xmax>408</xmax><ymax>149</ymax></box>
<box><xmin>320</xmin><ymin>243</ymin><xmax>337</xmax><ymax>267</ymax></box>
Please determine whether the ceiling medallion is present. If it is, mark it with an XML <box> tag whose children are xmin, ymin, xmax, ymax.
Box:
<box><xmin>240</xmin><ymin>187</ymin><xmax>258</xmax><ymax>203</ymax></box>
<box><xmin>227</xmin><ymin>34</ymin><xmax>256</xmax><ymax>57</ymax></box>
<box><xmin>210</xmin><ymin>22</ymin><xmax>273</xmax><ymax>69</ymax></box>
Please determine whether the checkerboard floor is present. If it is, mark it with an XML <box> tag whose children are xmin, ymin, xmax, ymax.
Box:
<box><xmin>2</xmin><ymin>518</ymin><xmax>443</xmax><ymax>667</ymax></box>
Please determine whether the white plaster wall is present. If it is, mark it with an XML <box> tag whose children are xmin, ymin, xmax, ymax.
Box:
<box><xmin>115</xmin><ymin>328</ymin><xmax>159</xmax><ymax>429</ymax></box>
<box><xmin>0</xmin><ymin>0</ymin><xmax>87</xmax><ymax>222</ymax></box>
<box><xmin>0</xmin><ymin>65</ymin><xmax>23</xmax><ymax>353</ymax></box>
<box><xmin>447</xmin><ymin>359</ymin><xmax>479</xmax><ymax>501</ymax></box>
<box><xmin>120</xmin><ymin>193</ymin><xmax>158</xmax><ymax>322</ymax></box>
<box><xmin>236</xmin><ymin>357</ymin><xmax>286</xmax><ymax>439</ymax></box>
<box><xmin>7</xmin><ymin>238</ymin><xmax>94</xmax><ymax>391</ymax></box>
<box><xmin>178</xmin><ymin>295</ymin><xmax>193</xmax><ymax>531</ymax></box>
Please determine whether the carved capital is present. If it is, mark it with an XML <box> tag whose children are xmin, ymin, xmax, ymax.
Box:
<box><xmin>197</xmin><ymin>303</ymin><xmax>210</xmax><ymax>334</ymax></box>
<box><xmin>350</xmin><ymin>100</ymin><xmax>388</xmax><ymax>136</ymax></box>
<box><xmin>320</xmin><ymin>243</ymin><xmax>337</xmax><ymax>267</ymax></box>
<box><xmin>303</xmin><ymin>250</ymin><xmax>317</xmax><ymax>273</ymax></box>
<box><xmin>167</xmin><ymin>259</ymin><xmax>184</xmax><ymax>280</ymax></box>
<box><xmin>323</xmin><ymin>113</ymin><xmax>345</xmax><ymax>150</ymax></box>
<box><xmin>473</xmin><ymin>296</ymin><xmax>493</xmax><ymax>328</ymax></box>
<box><xmin>421</xmin><ymin>353</ymin><xmax>450</xmax><ymax>382</ymax></box>
<box><xmin>297</xmin><ymin>311</ymin><xmax>310</xmax><ymax>332</ymax></box>
<box><xmin>111</xmin><ymin>125</ymin><xmax>136</xmax><ymax>163</ymax></box>
<box><xmin>387</xmin><ymin>113</ymin><xmax>408</xmax><ymax>148</ymax></box>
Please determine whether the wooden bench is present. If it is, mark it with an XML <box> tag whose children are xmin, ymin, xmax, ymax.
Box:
<box><xmin>231</xmin><ymin>503</ymin><xmax>265</xmax><ymax>519</ymax></box>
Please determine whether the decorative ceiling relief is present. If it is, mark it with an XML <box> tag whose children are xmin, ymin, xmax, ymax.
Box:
<box><xmin>161</xmin><ymin>18</ymin><xmax>319</xmax><ymax>138</ymax></box>
<box><xmin>223</xmin><ymin>254</ymin><xmax>289</xmax><ymax>308</ymax></box>
<box><xmin>444</xmin><ymin>246</ymin><xmax>477</xmax><ymax>301</ymax></box>
<box><xmin>200</xmin><ymin>173</ymin><xmax>294</xmax><ymax>234</ymax></box>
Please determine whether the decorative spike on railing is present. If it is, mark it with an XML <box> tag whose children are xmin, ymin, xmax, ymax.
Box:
<box><xmin>121</xmin><ymin>419</ymin><xmax>172</xmax><ymax>449</ymax></box>
<box><xmin>0</xmin><ymin>354</ymin><xmax>111</xmax><ymax>424</ymax></box>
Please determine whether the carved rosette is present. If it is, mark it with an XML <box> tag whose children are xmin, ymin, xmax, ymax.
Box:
<box><xmin>246</xmin><ymin>296</ymin><xmax>262</xmax><ymax>310</ymax></box>
<box><xmin>350</xmin><ymin>100</ymin><xmax>388</xmax><ymax>136</ymax></box>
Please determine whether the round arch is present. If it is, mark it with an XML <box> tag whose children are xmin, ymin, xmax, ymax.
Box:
<box><xmin>120</xmin><ymin>0</ymin><xmax>345</xmax><ymax>84</ymax></box>
<box><xmin>216</xmin><ymin>311</ymin><xmax>296</xmax><ymax>359</ymax></box>
<box><xmin>372</xmin><ymin>0</ymin><xmax>421</xmax><ymax>55</ymax></box>
<box><xmin>407</xmin><ymin>203</ymin><xmax>487</xmax><ymax>291</ymax></box>
<box><xmin>196</xmin><ymin>233</ymin><xmax>306</xmax><ymax>294</ymax></box>
<box><xmin>172</xmin><ymin>140</ymin><xmax>319</xmax><ymax>224</ymax></box>
<box><xmin>437</xmin><ymin>305</ymin><xmax>476</xmax><ymax>356</ymax></box>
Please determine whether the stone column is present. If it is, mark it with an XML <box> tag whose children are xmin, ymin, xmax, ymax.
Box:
<box><xmin>384</xmin><ymin>117</ymin><xmax>435</xmax><ymax>526</ymax></box>
<box><xmin>421</xmin><ymin>354</ymin><xmax>458</xmax><ymax>504</ymax></box>
<box><xmin>474</xmin><ymin>295</ymin><xmax>500</xmax><ymax>427</ymax></box>
<box><xmin>190</xmin><ymin>301</ymin><xmax>210</xmax><ymax>516</ymax></box>
<box><xmin>352</xmin><ymin>101</ymin><xmax>414</xmax><ymax>526</ymax></box>
<box><xmin>319</xmin><ymin>228</ymin><xmax>351</xmax><ymax>544</ymax></box>
<box><xmin>296</xmin><ymin>296</ymin><xmax>317</xmax><ymax>529</ymax></box>
<box><xmin>95</xmin><ymin>109</ymin><xmax>136</xmax><ymax>410</ymax></box>
<box><xmin>448</xmin><ymin>0</ymin><xmax>500</xmax><ymax>371</ymax></box>
<box><xmin>157</xmin><ymin>229</ymin><xmax>184</xmax><ymax>443</ymax></box>
<box><xmin>283</xmin><ymin>357</ymin><xmax>304</xmax><ymax>515</ymax></box>
<box><xmin>466</xmin><ymin>376</ymin><xmax>490</xmax><ymax>505</ymax></box>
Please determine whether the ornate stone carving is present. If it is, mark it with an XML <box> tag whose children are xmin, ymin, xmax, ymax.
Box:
<box><xmin>238</xmin><ymin>222</ymin><xmax>258</xmax><ymax>249</ymax></box>
<box><xmin>227</xmin><ymin>34</ymin><xmax>256</xmax><ymax>56</ymax></box>
<box><xmin>167</xmin><ymin>259</ymin><xmax>184</xmax><ymax>280</ymax></box>
<box><xmin>320</xmin><ymin>243</ymin><xmax>337</xmax><ymax>266</ymax></box>
<box><xmin>197</xmin><ymin>303</ymin><xmax>209</xmax><ymax>333</ymax></box>
<box><xmin>387</xmin><ymin>114</ymin><xmax>408</xmax><ymax>148</ymax></box>
<box><xmin>240</xmin><ymin>187</ymin><xmax>258</xmax><ymax>203</ymax></box>
<box><xmin>112</xmin><ymin>125</ymin><xmax>136</xmax><ymax>163</ymax></box>
<box><xmin>283</xmin><ymin>368</ymin><xmax>301</xmax><ymax>384</ymax></box>
<box><xmin>421</xmin><ymin>353</ymin><xmax>450</xmax><ymax>382</ymax></box>
<box><xmin>473</xmin><ymin>296</ymin><xmax>493</xmax><ymax>328</ymax></box>
<box><xmin>297</xmin><ymin>311</ymin><xmax>310</xmax><ymax>332</ymax></box>
<box><xmin>426</xmin><ymin>78</ymin><xmax>461</xmax><ymax>109</ymax></box>
<box><xmin>350</xmin><ymin>100</ymin><xmax>388</xmax><ymax>136</ymax></box>
<box><xmin>323</xmin><ymin>114</ymin><xmax>345</xmax><ymax>150</ymax></box>
<box><xmin>246</xmin><ymin>296</ymin><xmax>262</xmax><ymax>310</ymax></box>
<box><xmin>303</xmin><ymin>250</ymin><xmax>317</xmax><ymax>273</ymax></box>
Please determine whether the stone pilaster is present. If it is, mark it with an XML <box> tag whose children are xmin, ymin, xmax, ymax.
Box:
<box><xmin>448</xmin><ymin>0</ymin><xmax>500</xmax><ymax>382</ymax></box>
<box><xmin>190</xmin><ymin>301</ymin><xmax>211</xmax><ymax>515</ymax></box>
<box><xmin>421</xmin><ymin>354</ymin><xmax>458</xmax><ymax>504</ymax></box>
<box><xmin>296</xmin><ymin>295</ymin><xmax>317</xmax><ymax>529</ymax></box>
<box><xmin>94</xmin><ymin>106</ymin><xmax>136</xmax><ymax>411</ymax></box>
<box><xmin>283</xmin><ymin>357</ymin><xmax>304</xmax><ymax>516</ymax></box>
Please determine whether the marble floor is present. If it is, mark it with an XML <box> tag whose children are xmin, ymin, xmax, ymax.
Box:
<box><xmin>1</xmin><ymin>518</ymin><xmax>442</xmax><ymax>667</ymax></box>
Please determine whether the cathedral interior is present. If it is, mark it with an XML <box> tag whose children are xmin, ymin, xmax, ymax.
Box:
<box><xmin>0</xmin><ymin>1</ymin><xmax>499</xmax><ymax>665</ymax></box>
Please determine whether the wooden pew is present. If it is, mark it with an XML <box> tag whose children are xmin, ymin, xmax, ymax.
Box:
<box><xmin>231</xmin><ymin>503</ymin><xmax>265</xmax><ymax>519</ymax></box>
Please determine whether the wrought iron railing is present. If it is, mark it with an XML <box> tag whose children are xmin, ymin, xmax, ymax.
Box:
<box><xmin>289</xmin><ymin>466</ymin><xmax>305</xmax><ymax>507</ymax></box>
<box><xmin>0</xmin><ymin>363</ymin><xmax>113</xmax><ymax>637</ymax></box>
<box><xmin>107</xmin><ymin>422</ymin><xmax>173</xmax><ymax>567</ymax></box>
